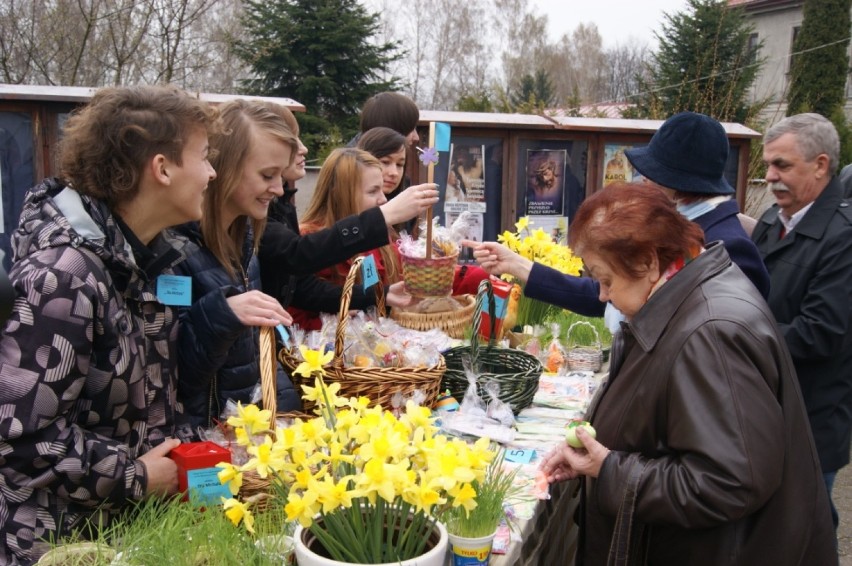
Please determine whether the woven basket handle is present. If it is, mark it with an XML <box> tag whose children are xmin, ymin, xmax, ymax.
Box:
<box><xmin>334</xmin><ymin>256</ymin><xmax>387</xmax><ymax>369</ymax></box>
<box><xmin>566</xmin><ymin>320</ymin><xmax>602</xmax><ymax>349</ymax></box>
<box><xmin>259</xmin><ymin>325</ymin><xmax>278</xmax><ymax>418</ymax></box>
<box><xmin>469</xmin><ymin>279</ymin><xmax>498</xmax><ymax>360</ymax></box>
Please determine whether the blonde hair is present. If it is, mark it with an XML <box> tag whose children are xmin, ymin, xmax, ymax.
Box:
<box><xmin>205</xmin><ymin>99</ymin><xmax>298</xmax><ymax>280</ymax></box>
<box><xmin>301</xmin><ymin>148</ymin><xmax>401</xmax><ymax>282</ymax></box>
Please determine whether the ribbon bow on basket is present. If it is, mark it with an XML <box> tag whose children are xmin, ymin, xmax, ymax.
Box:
<box><xmin>440</xmin><ymin>279</ymin><xmax>543</xmax><ymax>414</ymax></box>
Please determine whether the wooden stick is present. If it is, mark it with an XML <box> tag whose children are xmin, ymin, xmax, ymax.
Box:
<box><xmin>426</xmin><ymin>122</ymin><xmax>436</xmax><ymax>259</ymax></box>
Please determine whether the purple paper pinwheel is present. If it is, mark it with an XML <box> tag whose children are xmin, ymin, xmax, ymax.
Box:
<box><xmin>417</xmin><ymin>146</ymin><xmax>439</xmax><ymax>166</ymax></box>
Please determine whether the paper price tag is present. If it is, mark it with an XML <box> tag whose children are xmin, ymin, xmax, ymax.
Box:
<box><xmin>187</xmin><ymin>467</ymin><xmax>232</xmax><ymax>505</ymax></box>
<box><xmin>156</xmin><ymin>274</ymin><xmax>191</xmax><ymax>306</ymax></box>
<box><xmin>361</xmin><ymin>254</ymin><xmax>379</xmax><ymax>289</ymax></box>
<box><xmin>504</xmin><ymin>448</ymin><xmax>536</xmax><ymax>464</ymax></box>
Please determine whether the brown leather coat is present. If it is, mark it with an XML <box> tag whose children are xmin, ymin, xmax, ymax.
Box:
<box><xmin>580</xmin><ymin>243</ymin><xmax>836</xmax><ymax>566</ymax></box>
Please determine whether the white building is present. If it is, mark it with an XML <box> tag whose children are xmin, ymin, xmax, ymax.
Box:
<box><xmin>729</xmin><ymin>0</ymin><xmax>852</xmax><ymax>122</ymax></box>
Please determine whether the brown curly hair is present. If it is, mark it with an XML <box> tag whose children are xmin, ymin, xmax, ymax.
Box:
<box><xmin>59</xmin><ymin>85</ymin><xmax>219</xmax><ymax>209</ymax></box>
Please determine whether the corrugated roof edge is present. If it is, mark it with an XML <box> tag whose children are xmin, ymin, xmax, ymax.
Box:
<box><xmin>0</xmin><ymin>83</ymin><xmax>305</xmax><ymax>112</ymax></box>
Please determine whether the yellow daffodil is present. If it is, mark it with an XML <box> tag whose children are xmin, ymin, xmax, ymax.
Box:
<box><xmin>448</xmin><ymin>482</ymin><xmax>478</xmax><ymax>515</ymax></box>
<box><xmin>222</xmin><ymin>497</ymin><xmax>255</xmax><ymax>534</ymax></box>
<box><xmin>216</xmin><ymin>462</ymin><xmax>243</xmax><ymax>496</ymax></box>
<box><xmin>226</xmin><ymin>402</ymin><xmax>272</xmax><ymax>435</ymax></box>
<box><xmin>293</xmin><ymin>346</ymin><xmax>333</xmax><ymax>378</ymax></box>
<box><xmin>285</xmin><ymin>491</ymin><xmax>320</xmax><ymax>528</ymax></box>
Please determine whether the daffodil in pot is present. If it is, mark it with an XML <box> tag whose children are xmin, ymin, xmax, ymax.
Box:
<box><xmin>498</xmin><ymin>216</ymin><xmax>584</xmax><ymax>330</ymax></box>
<box><xmin>442</xmin><ymin>450</ymin><xmax>519</xmax><ymax>566</ymax></box>
<box><xmin>217</xmin><ymin>347</ymin><xmax>497</xmax><ymax>566</ymax></box>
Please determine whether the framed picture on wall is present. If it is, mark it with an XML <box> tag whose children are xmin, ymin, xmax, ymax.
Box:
<box><xmin>602</xmin><ymin>143</ymin><xmax>645</xmax><ymax>186</ymax></box>
<box><xmin>525</xmin><ymin>149</ymin><xmax>567</xmax><ymax>216</ymax></box>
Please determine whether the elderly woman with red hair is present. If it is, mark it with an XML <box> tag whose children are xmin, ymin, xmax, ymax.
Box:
<box><xmin>540</xmin><ymin>182</ymin><xmax>835</xmax><ymax>565</ymax></box>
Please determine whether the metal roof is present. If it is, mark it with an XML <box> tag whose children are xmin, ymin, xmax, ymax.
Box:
<box><xmin>0</xmin><ymin>83</ymin><xmax>305</xmax><ymax>111</ymax></box>
<box><xmin>420</xmin><ymin>109</ymin><xmax>762</xmax><ymax>139</ymax></box>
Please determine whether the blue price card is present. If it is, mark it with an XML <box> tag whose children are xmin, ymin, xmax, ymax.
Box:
<box><xmin>361</xmin><ymin>254</ymin><xmax>379</xmax><ymax>289</ymax></box>
<box><xmin>187</xmin><ymin>467</ymin><xmax>232</xmax><ymax>506</ymax></box>
<box><xmin>156</xmin><ymin>274</ymin><xmax>192</xmax><ymax>306</ymax></box>
<box><xmin>434</xmin><ymin>122</ymin><xmax>451</xmax><ymax>152</ymax></box>
<box><xmin>492</xmin><ymin>294</ymin><xmax>508</xmax><ymax>319</ymax></box>
<box><xmin>504</xmin><ymin>448</ymin><xmax>536</xmax><ymax>464</ymax></box>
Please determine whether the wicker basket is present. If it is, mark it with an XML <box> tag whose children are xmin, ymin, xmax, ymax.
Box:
<box><xmin>441</xmin><ymin>280</ymin><xmax>543</xmax><ymax>414</ymax></box>
<box><xmin>400</xmin><ymin>251</ymin><xmax>458</xmax><ymax>297</ymax></box>
<box><xmin>565</xmin><ymin>320</ymin><xmax>603</xmax><ymax>372</ymax></box>
<box><xmin>390</xmin><ymin>294</ymin><xmax>476</xmax><ymax>338</ymax></box>
<box><xmin>280</xmin><ymin>256</ymin><xmax>446</xmax><ymax>412</ymax></box>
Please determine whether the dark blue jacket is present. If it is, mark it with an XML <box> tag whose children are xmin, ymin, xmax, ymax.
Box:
<box><xmin>173</xmin><ymin>222</ymin><xmax>299</xmax><ymax>429</ymax></box>
<box><xmin>524</xmin><ymin>199</ymin><xmax>771</xmax><ymax>316</ymax></box>
<box><xmin>752</xmin><ymin>178</ymin><xmax>852</xmax><ymax>472</ymax></box>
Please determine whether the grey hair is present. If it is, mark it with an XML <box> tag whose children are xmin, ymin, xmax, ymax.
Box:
<box><xmin>765</xmin><ymin>113</ymin><xmax>840</xmax><ymax>174</ymax></box>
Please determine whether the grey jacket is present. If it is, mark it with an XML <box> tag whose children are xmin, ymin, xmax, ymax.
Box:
<box><xmin>0</xmin><ymin>179</ymin><xmax>194</xmax><ymax>564</ymax></box>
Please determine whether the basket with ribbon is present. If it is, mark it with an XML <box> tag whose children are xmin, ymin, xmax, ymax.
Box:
<box><xmin>440</xmin><ymin>279</ymin><xmax>543</xmax><ymax>414</ymax></box>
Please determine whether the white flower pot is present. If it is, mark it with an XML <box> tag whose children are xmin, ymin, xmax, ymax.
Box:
<box><xmin>293</xmin><ymin>520</ymin><xmax>448</xmax><ymax>566</ymax></box>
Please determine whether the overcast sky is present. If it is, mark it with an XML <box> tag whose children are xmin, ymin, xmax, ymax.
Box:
<box><xmin>528</xmin><ymin>0</ymin><xmax>691</xmax><ymax>48</ymax></box>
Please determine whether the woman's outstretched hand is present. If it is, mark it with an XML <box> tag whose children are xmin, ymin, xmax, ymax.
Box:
<box><xmin>461</xmin><ymin>240</ymin><xmax>534</xmax><ymax>284</ymax></box>
<box><xmin>380</xmin><ymin>183</ymin><xmax>439</xmax><ymax>226</ymax></box>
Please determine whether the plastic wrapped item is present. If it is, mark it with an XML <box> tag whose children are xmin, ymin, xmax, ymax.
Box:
<box><xmin>543</xmin><ymin>323</ymin><xmax>567</xmax><ymax>374</ymax></box>
<box><xmin>485</xmin><ymin>381</ymin><xmax>516</xmax><ymax>427</ymax></box>
<box><xmin>459</xmin><ymin>356</ymin><xmax>487</xmax><ymax>418</ymax></box>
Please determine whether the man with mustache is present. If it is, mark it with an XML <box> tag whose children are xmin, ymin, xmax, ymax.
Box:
<box><xmin>752</xmin><ymin>113</ymin><xmax>852</xmax><ymax>536</ymax></box>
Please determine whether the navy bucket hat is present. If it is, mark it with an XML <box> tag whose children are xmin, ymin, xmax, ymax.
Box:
<box><xmin>625</xmin><ymin>111</ymin><xmax>735</xmax><ymax>195</ymax></box>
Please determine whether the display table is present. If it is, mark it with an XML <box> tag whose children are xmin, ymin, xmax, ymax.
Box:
<box><xmin>488</xmin><ymin>367</ymin><xmax>608</xmax><ymax>566</ymax></box>
<box><xmin>491</xmin><ymin>479</ymin><xmax>581</xmax><ymax>566</ymax></box>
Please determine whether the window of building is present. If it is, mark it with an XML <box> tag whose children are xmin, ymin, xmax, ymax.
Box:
<box><xmin>788</xmin><ymin>26</ymin><xmax>801</xmax><ymax>73</ymax></box>
<box><xmin>747</xmin><ymin>33</ymin><xmax>759</xmax><ymax>66</ymax></box>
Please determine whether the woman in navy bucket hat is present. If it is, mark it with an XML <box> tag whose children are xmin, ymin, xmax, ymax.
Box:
<box><xmin>625</xmin><ymin>111</ymin><xmax>735</xmax><ymax>195</ymax></box>
<box><xmin>463</xmin><ymin>111</ymin><xmax>769</xmax><ymax>325</ymax></box>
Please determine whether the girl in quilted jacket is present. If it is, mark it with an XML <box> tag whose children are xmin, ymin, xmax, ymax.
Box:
<box><xmin>0</xmin><ymin>85</ymin><xmax>218</xmax><ymax>564</ymax></box>
<box><xmin>173</xmin><ymin>100</ymin><xmax>299</xmax><ymax>429</ymax></box>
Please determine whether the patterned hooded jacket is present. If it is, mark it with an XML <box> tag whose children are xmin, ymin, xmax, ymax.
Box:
<box><xmin>0</xmin><ymin>178</ymin><xmax>194</xmax><ymax>564</ymax></box>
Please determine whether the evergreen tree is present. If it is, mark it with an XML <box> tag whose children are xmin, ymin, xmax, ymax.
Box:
<box><xmin>233</xmin><ymin>0</ymin><xmax>401</xmax><ymax>156</ymax></box>
<box><xmin>507</xmin><ymin>70</ymin><xmax>556</xmax><ymax>112</ymax></box>
<box><xmin>786</xmin><ymin>0</ymin><xmax>852</xmax><ymax>166</ymax></box>
<box><xmin>633</xmin><ymin>0</ymin><xmax>762</xmax><ymax>122</ymax></box>
<box><xmin>787</xmin><ymin>0</ymin><xmax>851</xmax><ymax>117</ymax></box>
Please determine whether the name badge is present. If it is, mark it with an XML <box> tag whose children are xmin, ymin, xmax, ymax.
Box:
<box><xmin>361</xmin><ymin>255</ymin><xmax>379</xmax><ymax>290</ymax></box>
<box><xmin>157</xmin><ymin>275</ymin><xmax>192</xmax><ymax>306</ymax></box>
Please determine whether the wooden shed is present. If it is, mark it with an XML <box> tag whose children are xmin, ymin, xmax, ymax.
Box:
<box><xmin>412</xmin><ymin>110</ymin><xmax>761</xmax><ymax>246</ymax></box>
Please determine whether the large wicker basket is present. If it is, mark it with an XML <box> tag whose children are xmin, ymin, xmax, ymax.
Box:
<box><xmin>280</xmin><ymin>256</ymin><xmax>446</xmax><ymax>412</ymax></box>
<box><xmin>441</xmin><ymin>280</ymin><xmax>542</xmax><ymax>414</ymax></box>
<box><xmin>390</xmin><ymin>294</ymin><xmax>476</xmax><ymax>338</ymax></box>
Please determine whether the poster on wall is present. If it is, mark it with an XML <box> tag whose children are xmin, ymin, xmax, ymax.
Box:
<box><xmin>444</xmin><ymin>143</ymin><xmax>486</xmax><ymax>216</ymax></box>
<box><xmin>602</xmin><ymin>144</ymin><xmax>645</xmax><ymax>185</ymax></box>
<box><xmin>525</xmin><ymin>149</ymin><xmax>567</xmax><ymax>216</ymax></box>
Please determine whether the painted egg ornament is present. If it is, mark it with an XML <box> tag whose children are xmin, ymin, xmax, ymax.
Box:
<box><xmin>565</xmin><ymin>420</ymin><xmax>597</xmax><ymax>448</ymax></box>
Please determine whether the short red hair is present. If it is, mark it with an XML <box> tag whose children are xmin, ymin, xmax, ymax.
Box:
<box><xmin>569</xmin><ymin>182</ymin><xmax>705</xmax><ymax>279</ymax></box>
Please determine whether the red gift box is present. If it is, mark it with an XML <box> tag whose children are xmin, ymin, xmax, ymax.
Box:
<box><xmin>479</xmin><ymin>277</ymin><xmax>512</xmax><ymax>340</ymax></box>
<box><xmin>170</xmin><ymin>441</ymin><xmax>232</xmax><ymax>504</ymax></box>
